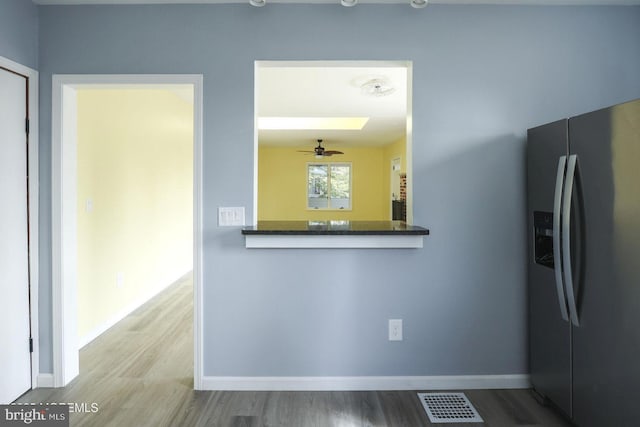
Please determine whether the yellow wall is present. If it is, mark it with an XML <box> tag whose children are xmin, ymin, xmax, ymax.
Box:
<box><xmin>258</xmin><ymin>145</ymin><xmax>388</xmax><ymax>221</ymax></box>
<box><xmin>76</xmin><ymin>89</ymin><xmax>193</xmax><ymax>342</ymax></box>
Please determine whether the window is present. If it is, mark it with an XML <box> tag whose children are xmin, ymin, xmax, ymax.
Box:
<box><xmin>307</xmin><ymin>163</ymin><xmax>351</xmax><ymax>210</ymax></box>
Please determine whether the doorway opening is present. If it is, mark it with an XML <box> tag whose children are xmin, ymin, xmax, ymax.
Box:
<box><xmin>51</xmin><ymin>75</ymin><xmax>203</xmax><ymax>389</ymax></box>
<box><xmin>390</xmin><ymin>157</ymin><xmax>406</xmax><ymax>221</ymax></box>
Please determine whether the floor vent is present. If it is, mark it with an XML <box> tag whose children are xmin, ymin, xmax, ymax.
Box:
<box><xmin>417</xmin><ymin>392</ymin><xmax>484</xmax><ymax>424</ymax></box>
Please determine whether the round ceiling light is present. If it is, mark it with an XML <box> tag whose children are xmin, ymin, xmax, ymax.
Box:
<box><xmin>361</xmin><ymin>78</ymin><xmax>396</xmax><ymax>97</ymax></box>
<box><xmin>250</xmin><ymin>0</ymin><xmax>266</xmax><ymax>7</ymax></box>
<box><xmin>341</xmin><ymin>0</ymin><xmax>358</xmax><ymax>6</ymax></box>
<box><xmin>410</xmin><ymin>0</ymin><xmax>428</xmax><ymax>8</ymax></box>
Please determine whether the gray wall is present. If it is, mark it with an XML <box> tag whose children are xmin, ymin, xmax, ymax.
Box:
<box><xmin>0</xmin><ymin>0</ymin><xmax>38</xmax><ymax>69</ymax></box>
<box><xmin>37</xmin><ymin>4</ymin><xmax>640</xmax><ymax>376</ymax></box>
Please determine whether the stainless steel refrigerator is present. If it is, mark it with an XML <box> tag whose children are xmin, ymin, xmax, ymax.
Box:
<box><xmin>527</xmin><ymin>99</ymin><xmax>640</xmax><ymax>427</ymax></box>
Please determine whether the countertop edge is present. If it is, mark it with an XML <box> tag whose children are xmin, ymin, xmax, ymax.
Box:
<box><xmin>241</xmin><ymin>221</ymin><xmax>429</xmax><ymax>236</ymax></box>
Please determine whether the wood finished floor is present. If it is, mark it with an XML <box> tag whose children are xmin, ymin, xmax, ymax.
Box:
<box><xmin>19</xmin><ymin>274</ymin><xmax>571</xmax><ymax>426</ymax></box>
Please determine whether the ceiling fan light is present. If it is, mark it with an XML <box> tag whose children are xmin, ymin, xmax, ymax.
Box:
<box><xmin>249</xmin><ymin>0</ymin><xmax>266</xmax><ymax>7</ymax></box>
<box><xmin>410</xmin><ymin>0</ymin><xmax>428</xmax><ymax>8</ymax></box>
<box><xmin>341</xmin><ymin>0</ymin><xmax>358</xmax><ymax>6</ymax></box>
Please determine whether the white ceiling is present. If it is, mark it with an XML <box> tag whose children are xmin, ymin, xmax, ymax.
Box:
<box><xmin>32</xmin><ymin>0</ymin><xmax>640</xmax><ymax>5</ymax></box>
<box><xmin>257</xmin><ymin>62</ymin><xmax>408</xmax><ymax>148</ymax></box>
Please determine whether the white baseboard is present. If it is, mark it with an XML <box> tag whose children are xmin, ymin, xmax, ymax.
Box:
<box><xmin>37</xmin><ymin>374</ymin><xmax>55</xmax><ymax>388</ymax></box>
<box><xmin>78</xmin><ymin>270</ymin><xmax>191</xmax><ymax>349</ymax></box>
<box><xmin>200</xmin><ymin>374</ymin><xmax>530</xmax><ymax>391</ymax></box>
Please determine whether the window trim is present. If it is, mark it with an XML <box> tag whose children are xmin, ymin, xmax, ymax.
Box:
<box><xmin>306</xmin><ymin>162</ymin><xmax>352</xmax><ymax>211</ymax></box>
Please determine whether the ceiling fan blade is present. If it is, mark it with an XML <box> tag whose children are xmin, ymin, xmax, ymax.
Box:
<box><xmin>297</xmin><ymin>150</ymin><xmax>315</xmax><ymax>153</ymax></box>
<box><xmin>323</xmin><ymin>150</ymin><xmax>344</xmax><ymax>155</ymax></box>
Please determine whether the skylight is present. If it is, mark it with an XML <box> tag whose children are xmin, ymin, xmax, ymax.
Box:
<box><xmin>258</xmin><ymin>117</ymin><xmax>369</xmax><ymax>131</ymax></box>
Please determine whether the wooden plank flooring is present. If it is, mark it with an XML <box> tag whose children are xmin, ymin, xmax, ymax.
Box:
<box><xmin>18</xmin><ymin>274</ymin><xmax>571</xmax><ymax>426</ymax></box>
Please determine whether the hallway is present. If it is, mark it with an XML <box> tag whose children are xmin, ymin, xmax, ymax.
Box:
<box><xmin>18</xmin><ymin>274</ymin><xmax>194</xmax><ymax>425</ymax></box>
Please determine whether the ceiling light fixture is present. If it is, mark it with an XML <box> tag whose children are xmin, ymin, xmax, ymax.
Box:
<box><xmin>360</xmin><ymin>78</ymin><xmax>396</xmax><ymax>97</ymax></box>
<box><xmin>250</xmin><ymin>0</ymin><xmax>266</xmax><ymax>7</ymax></box>
<box><xmin>341</xmin><ymin>0</ymin><xmax>358</xmax><ymax>6</ymax></box>
<box><xmin>410</xmin><ymin>0</ymin><xmax>428</xmax><ymax>8</ymax></box>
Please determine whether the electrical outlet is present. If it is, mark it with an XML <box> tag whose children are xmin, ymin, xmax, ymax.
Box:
<box><xmin>389</xmin><ymin>319</ymin><xmax>403</xmax><ymax>341</ymax></box>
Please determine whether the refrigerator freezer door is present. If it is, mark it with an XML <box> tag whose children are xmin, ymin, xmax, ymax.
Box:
<box><xmin>569</xmin><ymin>99</ymin><xmax>640</xmax><ymax>427</ymax></box>
<box><xmin>526</xmin><ymin>119</ymin><xmax>571</xmax><ymax>418</ymax></box>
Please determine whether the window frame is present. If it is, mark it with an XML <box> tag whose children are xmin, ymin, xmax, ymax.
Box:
<box><xmin>306</xmin><ymin>162</ymin><xmax>352</xmax><ymax>211</ymax></box>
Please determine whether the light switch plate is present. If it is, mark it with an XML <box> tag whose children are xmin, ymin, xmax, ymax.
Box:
<box><xmin>218</xmin><ymin>207</ymin><xmax>245</xmax><ymax>226</ymax></box>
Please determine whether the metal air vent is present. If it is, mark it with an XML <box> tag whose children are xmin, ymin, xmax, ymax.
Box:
<box><xmin>417</xmin><ymin>392</ymin><xmax>484</xmax><ymax>423</ymax></box>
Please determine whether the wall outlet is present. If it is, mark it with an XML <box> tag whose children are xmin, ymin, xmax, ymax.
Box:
<box><xmin>85</xmin><ymin>198</ymin><xmax>94</xmax><ymax>213</ymax></box>
<box><xmin>218</xmin><ymin>207</ymin><xmax>245</xmax><ymax>226</ymax></box>
<box><xmin>389</xmin><ymin>319</ymin><xmax>403</xmax><ymax>341</ymax></box>
<box><xmin>116</xmin><ymin>272</ymin><xmax>124</xmax><ymax>288</ymax></box>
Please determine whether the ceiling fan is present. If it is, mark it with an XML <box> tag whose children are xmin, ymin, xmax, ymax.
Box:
<box><xmin>298</xmin><ymin>139</ymin><xmax>344</xmax><ymax>158</ymax></box>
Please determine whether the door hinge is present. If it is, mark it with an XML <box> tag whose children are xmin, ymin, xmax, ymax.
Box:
<box><xmin>29</xmin><ymin>338</ymin><xmax>33</xmax><ymax>353</ymax></box>
<box><xmin>25</xmin><ymin>118</ymin><xmax>30</xmax><ymax>135</ymax></box>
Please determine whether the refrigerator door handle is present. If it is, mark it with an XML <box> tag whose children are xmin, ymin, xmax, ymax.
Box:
<box><xmin>553</xmin><ymin>155</ymin><xmax>569</xmax><ymax>322</ymax></box>
<box><xmin>562</xmin><ymin>154</ymin><xmax>580</xmax><ymax>327</ymax></box>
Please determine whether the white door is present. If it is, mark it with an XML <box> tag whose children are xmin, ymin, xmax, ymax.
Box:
<box><xmin>0</xmin><ymin>67</ymin><xmax>32</xmax><ymax>403</ymax></box>
<box><xmin>391</xmin><ymin>157</ymin><xmax>401</xmax><ymax>201</ymax></box>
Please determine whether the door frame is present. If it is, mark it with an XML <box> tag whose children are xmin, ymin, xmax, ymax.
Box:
<box><xmin>390</xmin><ymin>156</ymin><xmax>401</xmax><ymax>218</ymax></box>
<box><xmin>51</xmin><ymin>74</ymin><xmax>204</xmax><ymax>389</ymax></box>
<box><xmin>0</xmin><ymin>55</ymin><xmax>40</xmax><ymax>390</ymax></box>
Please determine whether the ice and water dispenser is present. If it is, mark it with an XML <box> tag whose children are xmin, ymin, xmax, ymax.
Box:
<box><xmin>534</xmin><ymin>211</ymin><xmax>554</xmax><ymax>268</ymax></box>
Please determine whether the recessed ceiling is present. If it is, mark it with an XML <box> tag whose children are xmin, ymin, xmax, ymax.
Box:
<box><xmin>256</xmin><ymin>62</ymin><xmax>408</xmax><ymax>148</ymax></box>
<box><xmin>31</xmin><ymin>0</ymin><xmax>640</xmax><ymax>5</ymax></box>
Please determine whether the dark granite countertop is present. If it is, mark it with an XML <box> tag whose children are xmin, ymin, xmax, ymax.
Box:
<box><xmin>242</xmin><ymin>221</ymin><xmax>429</xmax><ymax>235</ymax></box>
